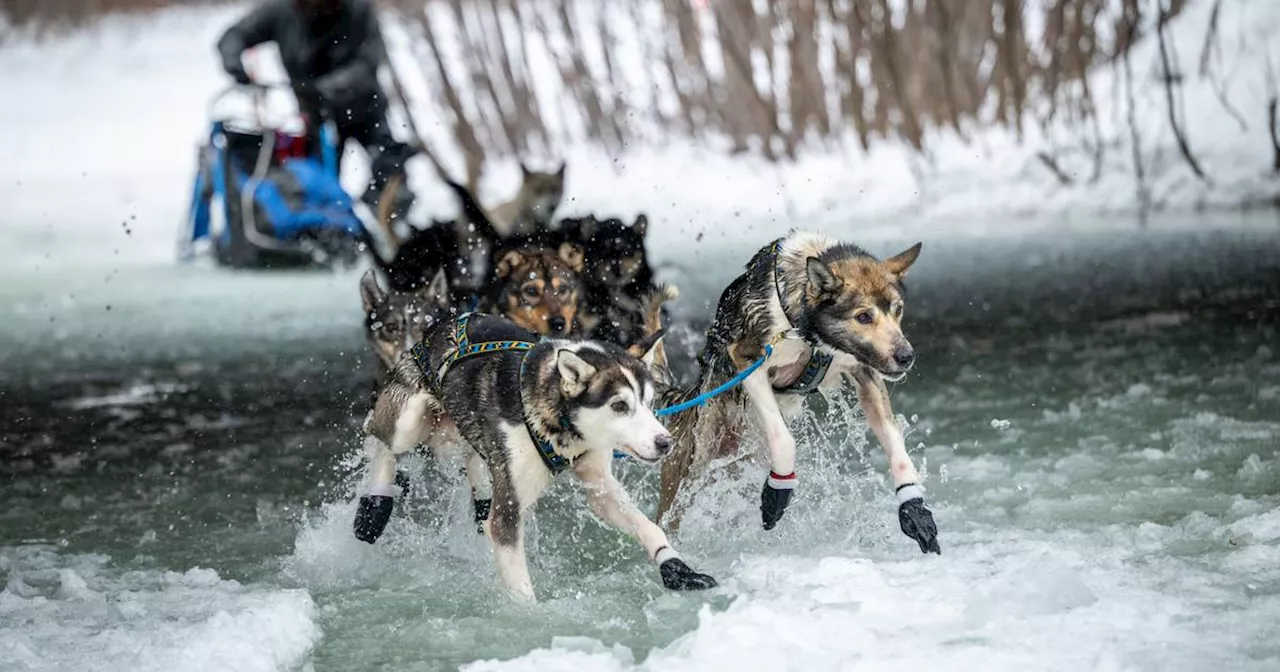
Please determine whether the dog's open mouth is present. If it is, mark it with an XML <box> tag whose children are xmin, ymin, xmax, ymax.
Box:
<box><xmin>880</xmin><ymin>369</ymin><xmax>909</xmax><ymax>382</ymax></box>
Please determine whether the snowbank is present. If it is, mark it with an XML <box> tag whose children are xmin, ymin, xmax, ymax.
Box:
<box><xmin>0</xmin><ymin>546</ymin><xmax>321</xmax><ymax>672</ymax></box>
<box><xmin>1</xmin><ymin>1</ymin><xmax>1277</xmax><ymax>276</ymax></box>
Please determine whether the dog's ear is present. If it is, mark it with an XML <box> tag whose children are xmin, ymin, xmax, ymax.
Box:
<box><xmin>495</xmin><ymin>250</ymin><xmax>524</xmax><ymax>279</ymax></box>
<box><xmin>632</xmin><ymin>214</ymin><xmax>648</xmax><ymax>238</ymax></box>
<box><xmin>555</xmin><ymin>161</ymin><xmax>566</xmax><ymax>178</ymax></box>
<box><xmin>884</xmin><ymin>242</ymin><xmax>923</xmax><ymax>279</ymax></box>
<box><xmin>627</xmin><ymin>328</ymin><xmax>665</xmax><ymax>364</ymax></box>
<box><xmin>558</xmin><ymin>241</ymin><xmax>585</xmax><ymax>273</ymax></box>
<box><xmin>360</xmin><ymin>269</ymin><xmax>386</xmax><ymax>313</ymax></box>
<box><xmin>555</xmin><ymin>348</ymin><xmax>597</xmax><ymax>397</ymax></box>
<box><xmin>519</xmin><ymin>161</ymin><xmax>531</xmax><ymax>178</ymax></box>
<box><xmin>805</xmin><ymin>257</ymin><xmax>842</xmax><ymax>298</ymax></box>
<box><xmin>420</xmin><ymin>268</ymin><xmax>451</xmax><ymax>309</ymax></box>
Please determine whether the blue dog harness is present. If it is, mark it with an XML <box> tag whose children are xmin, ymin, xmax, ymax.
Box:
<box><xmin>409</xmin><ymin>313</ymin><xmax>575</xmax><ymax>474</ymax></box>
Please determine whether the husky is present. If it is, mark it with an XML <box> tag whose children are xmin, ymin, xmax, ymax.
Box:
<box><xmin>657</xmin><ymin>231</ymin><xmax>941</xmax><ymax>555</ymax></box>
<box><xmin>364</xmin><ymin>179</ymin><xmax>503</xmax><ymax>307</ymax></box>
<box><xmin>558</xmin><ymin>214</ymin><xmax>658</xmax><ymax>347</ymax></box>
<box><xmin>488</xmin><ymin>162</ymin><xmax>567</xmax><ymax>239</ymax></box>
<box><xmin>353</xmin><ymin>312</ymin><xmax>716</xmax><ymax>602</ymax></box>
<box><xmin>487</xmin><ymin>238</ymin><xmax>585</xmax><ymax>338</ymax></box>
<box><xmin>359</xmin><ymin>267</ymin><xmax>453</xmax><ymax>383</ymax></box>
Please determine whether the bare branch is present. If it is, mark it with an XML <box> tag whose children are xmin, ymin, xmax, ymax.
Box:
<box><xmin>1156</xmin><ymin>4</ymin><xmax>1209</xmax><ymax>183</ymax></box>
<box><xmin>1268</xmin><ymin>98</ymin><xmax>1280</xmax><ymax>173</ymax></box>
<box><xmin>1198</xmin><ymin>0</ymin><xmax>1222</xmax><ymax>78</ymax></box>
<box><xmin>1036</xmin><ymin>151</ymin><xmax>1076</xmax><ymax>185</ymax></box>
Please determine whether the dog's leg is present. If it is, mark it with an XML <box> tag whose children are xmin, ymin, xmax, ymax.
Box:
<box><xmin>485</xmin><ymin>479</ymin><xmax>536</xmax><ymax>603</ymax></box>
<box><xmin>355</xmin><ymin>392</ymin><xmax>436</xmax><ymax>544</ymax></box>
<box><xmin>740</xmin><ymin>368</ymin><xmax>799</xmax><ymax>530</ymax></box>
<box><xmin>466</xmin><ymin>448</ymin><xmax>492</xmax><ymax>533</ymax></box>
<box><xmin>354</xmin><ymin>435</ymin><xmax>402</xmax><ymax>544</ymax></box>
<box><xmin>852</xmin><ymin>366</ymin><xmax>941</xmax><ymax>554</ymax></box>
<box><xmin>483</xmin><ymin>425</ymin><xmax>552</xmax><ymax>603</ymax></box>
<box><xmin>574</xmin><ymin>451</ymin><xmax>716</xmax><ymax>591</ymax></box>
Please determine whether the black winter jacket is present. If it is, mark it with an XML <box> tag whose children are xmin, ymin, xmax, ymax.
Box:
<box><xmin>216</xmin><ymin>0</ymin><xmax>387</xmax><ymax>127</ymax></box>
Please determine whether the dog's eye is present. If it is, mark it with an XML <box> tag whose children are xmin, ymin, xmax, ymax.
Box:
<box><xmin>523</xmin><ymin>286</ymin><xmax>539</xmax><ymax>298</ymax></box>
<box><xmin>854</xmin><ymin>311</ymin><xmax>874</xmax><ymax>325</ymax></box>
<box><xmin>610</xmin><ymin>400</ymin><xmax>630</xmax><ymax>415</ymax></box>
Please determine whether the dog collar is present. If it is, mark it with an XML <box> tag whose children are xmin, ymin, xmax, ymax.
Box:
<box><xmin>763</xmin><ymin>240</ymin><xmax>834</xmax><ymax>395</ymax></box>
<box><xmin>517</xmin><ymin>352</ymin><xmax>576</xmax><ymax>475</ymax></box>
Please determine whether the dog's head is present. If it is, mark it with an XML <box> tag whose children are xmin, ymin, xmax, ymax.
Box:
<box><xmin>494</xmin><ymin>241</ymin><xmax>584</xmax><ymax>337</ymax></box>
<box><xmin>801</xmin><ymin>243</ymin><xmax>922</xmax><ymax>381</ymax></box>
<box><xmin>571</xmin><ymin>214</ymin><xmax>651</xmax><ymax>289</ymax></box>
<box><xmin>549</xmin><ymin>339</ymin><xmax>673</xmax><ymax>463</ymax></box>
<box><xmin>517</xmin><ymin>161</ymin><xmax>566</xmax><ymax>225</ymax></box>
<box><xmin>361</xmin><ymin>268</ymin><xmax>451</xmax><ymax>371</ymax></box>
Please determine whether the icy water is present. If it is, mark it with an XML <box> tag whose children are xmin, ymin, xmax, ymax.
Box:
<box><xmin>2</xmin><ymin>213</ymin><xmax>1279</xmax><ymax>672</ymax></box>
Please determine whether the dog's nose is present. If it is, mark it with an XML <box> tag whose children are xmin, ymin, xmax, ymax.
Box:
<box><xmin>893</xmin><ymin>346</ymin><xmax>916</xmax><ymax>368</ymax></box>
<box><xmin>548</xmin><ymin>315</ymin><xmax>567</xmax><ymax>334</ymax></box>
<box><xmin>655</xmin><ymin>434</ymin><xmax>674</xmax><ymax>456</ymax></box>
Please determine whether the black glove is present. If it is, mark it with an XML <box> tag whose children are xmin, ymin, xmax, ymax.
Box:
<box><xmin>659</xmin><ymin>558</ymin><xmax>718</xmax><ymax>591</ymax></box>
<box><xmin>224</xmin><ymin>59</ymin><xmax>252</xmax><ymax>86</ymax></box>
<box><xmin>760</xmin><ymin>471</ymin><xmax>796</xmax><ymax>530</ymax></box>
<box><xmin>897</xmin><ymin>491</ymin><xmax>941</xmax><ymax>555</ymax></box>
<box><xmin>473</xmin><ymin>498</ymin><xmax>491</xmax><ymax>534</ymax></box>
<box><xmin>293</xmin><ymin>81</ymin><xmax>326</xmax><ymax>120</ymax></box>
<box><xmin>353</xmin><ymin>494</ymin><xmax>395</xmax><ymax>544</ymax></box>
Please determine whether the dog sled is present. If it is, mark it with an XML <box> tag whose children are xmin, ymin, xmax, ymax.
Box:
<box><xmin>178</xmin><ymin>83</ymin><xmax>368</xmax><ymax>270</ymax></box>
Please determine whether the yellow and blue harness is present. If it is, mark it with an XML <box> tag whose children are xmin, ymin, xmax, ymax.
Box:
<box><xmin>409</xmin><ymin>313</ymin><xmax>575</xmax><ymax>474</ymax></box>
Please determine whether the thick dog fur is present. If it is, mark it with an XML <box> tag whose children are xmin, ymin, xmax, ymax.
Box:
<box><xmin>488</xmin><ymin>238</ymin><xmax>585</xmax><ymax>338</ymax></box>
<box><xmin>488</xmin><ymin>162</ymin><xmax>566</xmax><ymax>239</ymax></box>
<box><xmin>363</xmin><ymin>179</ymin><xmax>503</xmax><ymax>304</ymax></box>
<box><xmin>557</xmin><ymin>214</ymin><xmax>659</xmax><ymax>347</ymax></box>
<box><xmin>360</xmin><ymin>267</ymin><xmax>453</xmax><ymax>383</ymax></box>
<box><xmin>655</xmin><ymin>231</ymin><xmax>940</xmax><ymax>553</ymax></box>
<box><xmin>360</xmin><ymin>313</ymin><xmax>714</xmax><ymax>602</ymax></box>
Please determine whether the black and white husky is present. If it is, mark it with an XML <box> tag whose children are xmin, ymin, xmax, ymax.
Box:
<box><xmin>658</xmin><ymin>230</ymin><xmax>941</xmax><ymax>555</ymax></box>
<box><xmin>355</xmin><ymin>312</ymin><xmax>717</xmax><ymax>602</ymax></box>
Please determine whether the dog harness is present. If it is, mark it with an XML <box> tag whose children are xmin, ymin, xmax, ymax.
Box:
<box><xmin>764</xmin><ymin>238</ymin><xmax>836</xmax><ymax>395</ymax></box>
<box><xmin>701</xmin><ymin>240</ymin><xmax>833</xmax><ymax>395</ymax></box>
<box><xmin>409</xmin><ymin>313</ymin><xmax>576</xmax><ymax>475</ymax></box>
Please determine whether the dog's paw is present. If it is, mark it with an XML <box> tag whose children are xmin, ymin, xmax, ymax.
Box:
<box><xmin>354</xmin><ymin>495</ymin><xmax>395</xmax><ymax>544</ymax></box>
<box><xmin>659</xmin><ymin>558</ymin><xmax>718</xmax><ymax>591</ymax></box>
<box><xmin>760</xmin><ymin>472</ymin><xmax>796</xmax><ymax>530</ymax></box>
<box><xmin>473</xmin><ymin>498</ymin><xmax>491</xmax><ymax>534</ymax></box>
<box><xmin>898</xmin><ymin>497</ymin><xmax>941</xmax><ymax>555</ymax></box>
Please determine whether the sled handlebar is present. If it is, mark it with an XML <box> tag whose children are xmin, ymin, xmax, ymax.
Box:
<box><xmin>207</xmin><ymin>82</ymin><xmax>293</xmax><ymax>113</ymax></box>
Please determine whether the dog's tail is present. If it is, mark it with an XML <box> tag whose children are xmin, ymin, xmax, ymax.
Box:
<box><xmin>638</xmin><ymin>283</ymin><xmax>679</xmax><ymax>384</ymax></box>
<box><xmin>657</xmin><ymin>378</ymin><xmax>702</xmax><ymax>528</ymax></box>
<box><xmin>372</xmin><ymin>174</ymin><xmax>408</xmax><ymax>255</ymax></box>
<box><xmin>636</xmin><ymin>282</ymin><xmax>705</xmax><ymax>527</ymax></box>
<box><xmin>442</xmin><ymin>178</ymin><xmax>501</xmax><ymax>244</ymax></box>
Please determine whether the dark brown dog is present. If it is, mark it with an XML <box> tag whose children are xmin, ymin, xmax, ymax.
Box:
<box><xmin>488</xmin><ymin>240</ymin><xmax>585</xmax><ymax>338</ymax></box>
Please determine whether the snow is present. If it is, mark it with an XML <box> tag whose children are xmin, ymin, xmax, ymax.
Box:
<box><xmin>0</xmin><ymin>546</ymin><xmax>321</xmax><ymax>672</ymax></box>
<box><xmin>1</xmin><ymin>3</ymin><xmax>1279</xmax><ymax>672</ymax></box>
<box><xmin>3</xmin><ymin>1</ymin><xmax>1279</xmax><ymax>277</ymax></box>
